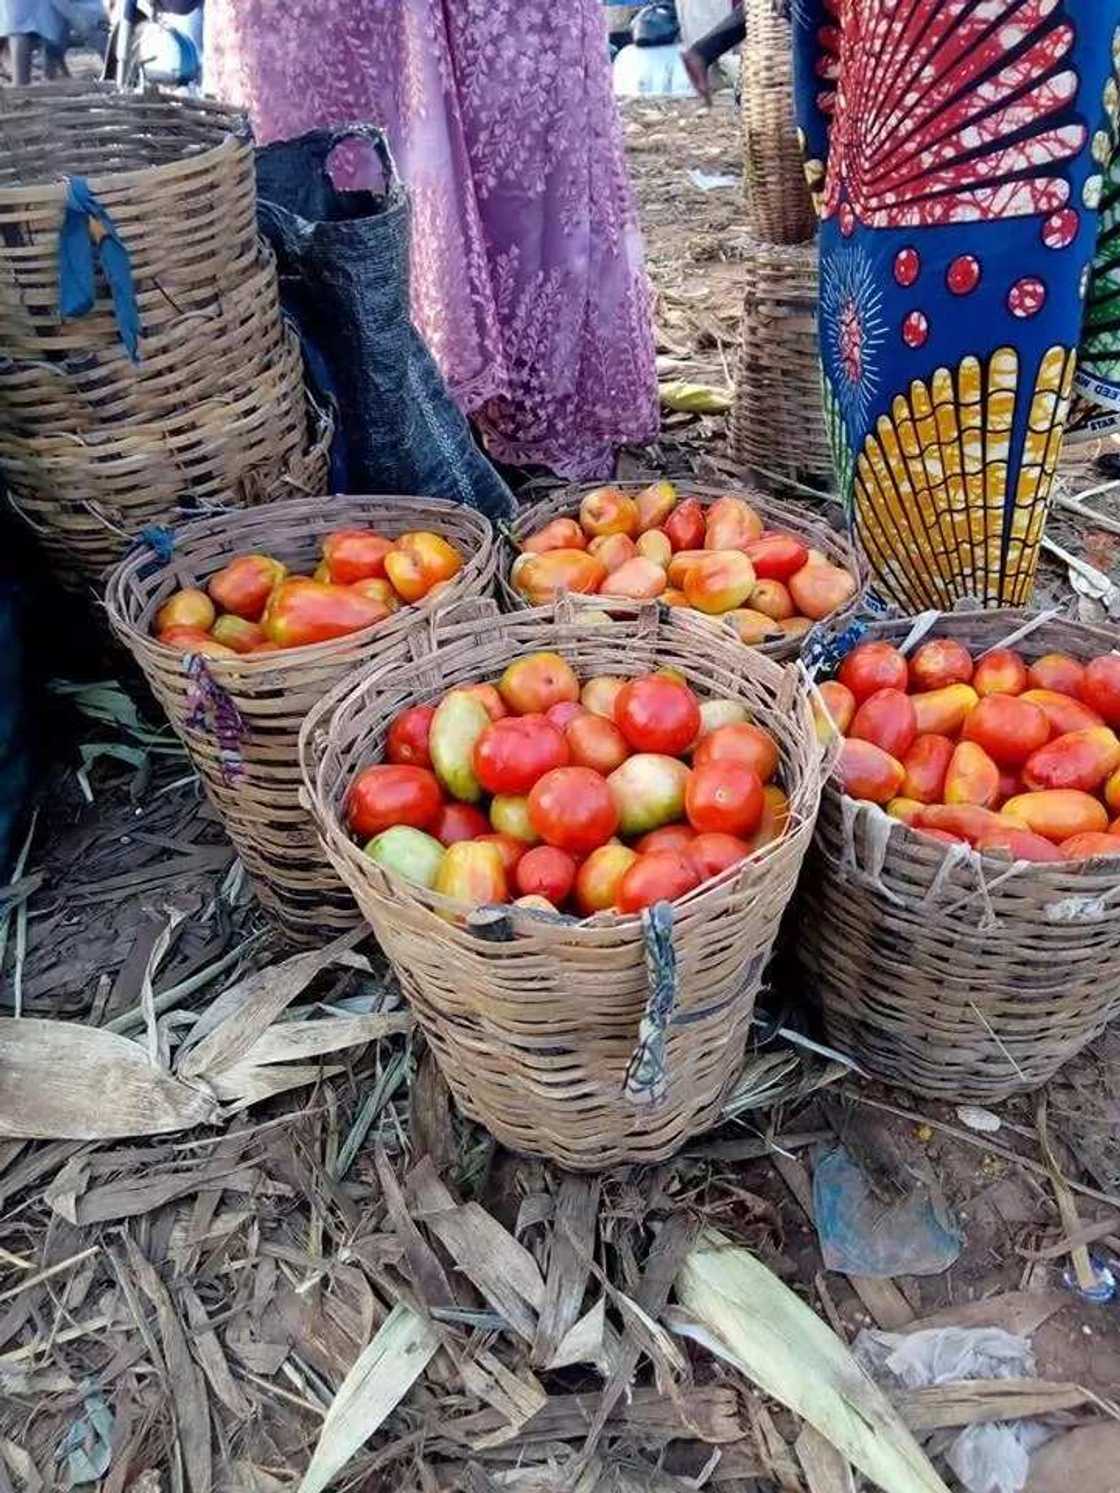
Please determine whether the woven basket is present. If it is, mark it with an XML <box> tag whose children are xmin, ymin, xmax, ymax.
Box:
<box><xmin>501</xmin><ymin>481</ymin><xmax>863</xmax><ymax>662</ymax></box>
<box><xmin>3</xmin><ymin>323</ymin><xmax>330</xmax><ymax>590</ymax></box>
<box><xmin>799</xmin><ymin>609</ymin><xmax>1120</xmax><ymax>1103</ymax></box>
<box><xmin>741</xmin><ymin>0</ymin><xmax>816</xmax><ymax>244</ymax></box>
<box><xmin>728</xmin><ymin>235</ymin><xmax>832</xmax><ymax>491</ymax></box>
<box><xmin>106</xmin><ymin>495</ymin><xmax>499</xmax><ymax>945</ymax></box>
<box><xmin>0</xmin><ymin>84</ymin><xmax>254</xmax><ymax>357</ymax></box>
<box><xmin>299</xmin><ymin>599</ymin><xmax>826</xmax><ymax>1168</ymax></box>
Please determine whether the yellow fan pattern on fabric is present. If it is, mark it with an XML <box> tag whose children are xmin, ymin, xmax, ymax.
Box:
<box><xmin>852</xmin><ymin>345</ymin><xmax>1076</xmax><ymax>611</ymax></box>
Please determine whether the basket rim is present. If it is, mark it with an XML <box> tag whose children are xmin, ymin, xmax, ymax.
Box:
<box><xmin>819</xmin><ymin>606</ymin><xmax>1120</xmax><ymax>885</ymax></box>
<box><xmin>105</xmin><ymin>493</ymin><xmax>498</xmax><ymax>671</ymax></box>
<box><xmin>298</xmin><ymin>597</ymin><xmax>828</xmax><ymax>936</ymax></box>
<box><xmin>500</xmin><ymin>477</ymin><xmax>867</xmax><ymax>662</ymax></box>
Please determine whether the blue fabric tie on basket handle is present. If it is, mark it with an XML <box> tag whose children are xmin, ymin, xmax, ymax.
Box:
<box><xmin>58</xmin><ymin>177</ymin><xmax>141</xmax><ymax>363</ymax></box>
<box><xmin>624</xmin><ymin>902</ymin><xmax>678</xmax><ymax>1106</ymax></box>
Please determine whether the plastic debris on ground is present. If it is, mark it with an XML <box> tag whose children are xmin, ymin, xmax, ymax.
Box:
<box><xmin>813</xmin><ymin>1144</ymin><xmax>963</xmax><ymax>1277</ymax></box>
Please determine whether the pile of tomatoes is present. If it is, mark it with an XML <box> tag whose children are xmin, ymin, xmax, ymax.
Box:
<box><xmin>824</xmin><ymin>635</ymin><xmax>1120</xmax><ymax>862</ymax></box>
<box><xmin>344</xmin><ymin>651</ymin><xmax>789</xmax><ymax>916</ymax></box>
<box><xmin>512</xmin><ymin>483</ymin><xmax>857</xmax><ymax>645</ymax></box>
<box><xmin>150</xmin><ymin>528</ymin><xmax>464</xmax><ymax>658</ymax></box>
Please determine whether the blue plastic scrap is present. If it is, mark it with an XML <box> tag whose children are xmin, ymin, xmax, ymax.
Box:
<box><xmin>58</xmin><ymin>177</ymin><xmax>141</xmax><ymax>362</ymax></box>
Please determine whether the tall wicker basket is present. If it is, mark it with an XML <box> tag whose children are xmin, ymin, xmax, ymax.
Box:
<box><xmin>741</xmin><ymin>0</ymin><xmax>816</xmax><ymax>244</ymax></box>
<box><xmin>799</xmin><ymin>610</ymin><xmax>1120</xmax><ymax>1103</ymax></box>
<box><xmin>107</xmin><ymin>496</ymin><xmax>498</xmax><ymax>945</ymax></box>
<box><xmin>729</xmin><ymin>235</ymin><xmax>832</xmax><ymax>492</ymax></box>
<box><xmin>299</xmin><ymin>600</ymin><xmax>828</xmax><ymax>1168</ymax></box>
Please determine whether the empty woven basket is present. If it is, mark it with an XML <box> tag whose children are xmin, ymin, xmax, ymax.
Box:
<box><xmin>799</xmin><ymin>610</ymin><xmax>1120</xmax><ymax>1103</ymax></box>
<box><xmin>741</xmin><ymin>0</ymin><xmax>816</xmax><ymax>244</ymax></box>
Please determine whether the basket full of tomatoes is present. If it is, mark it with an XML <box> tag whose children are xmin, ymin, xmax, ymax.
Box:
<box><xmin>298</xmin><ymin>600</ymin><xmax>828</xmax><ymax>1169</ymax></box>
<box><xmin>106</xmin><ymin>494</ymin><xmax>497</xmax><ymax>945</ymax></box>
<box><xmin>799</xmin><ymin>610</ymin><xmax>1120</xmax><ymax>1103</ymax></box>
<box><xmin>501</xmin><ymin>480</ymin><xmax>863</xmax><ymax>660</ymax></box>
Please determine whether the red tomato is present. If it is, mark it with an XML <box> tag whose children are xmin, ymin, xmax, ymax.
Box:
<box><xmin>916</xmin><ymin>804</ymin><xmax>1005</xmax><ymax>844</ymax></box>
<box><xmin>475</xmin><ymin>833</ymin><xmax>528</xmax><ymax>877</ymax></box>
<box><xmin>1028</xmin><ymin>653</ymin><xmax>1085</xmax><ymax>696</ymax></box>
<box><xmin>849</xmin><ymin>688</ymin><xmax>918</xmax><ymax>760</ymax></box>
<box><xmin>264</xmin><ymin>579</ymin><xmax>388</xmax><ymax>648</ymax></box>
<box><xmin>616</xmin><ymin>851</ymin><xmax>700</xmax><ymax>913</ymax></box>
<box><xmin>901</xmin><ymin>734</ymin><xmax>954</xmax><ymax>804</ymax></box>
<box><xmin>835</xmin><ymin>740</ymin><xmax>906</xmax><ymax>804</ymax></box>
<box><xmin>908</xmin><ymin>639</ymin><xmax>974</xmax><ymax>692</ymax></box>
<box><xmin>515</xmin><ymin>845</ymin><xmax>578</xmax><ymax>903</ymax></box>
<box><xmin>812</xmin><ymin>681</ymin><xmax>856</xmax><ymax>742</ymax></box>
<box><xmin>837</xmin><ymin>641</ymin><xmax>909</xmax><ymax>703</ymax></box>
<box><xmin>688</xmin><ymin>831</ymin><xmax>751</xmax><ymax>881</ymax></box>
<box><xmin>1021</xmin><ymin>689</ymin><xmax>1104</xmax><ymax>736</ymax></box>
<box><xmin>693</xmin><ymin>723</ymin><xmax>779</xmax><ymax>782</ymax></box>
<box><xmin>1022</xmin><ymin>728</ymin><xmax>1120</xmax><ymax>793</ymax></box>
<box><xmin>745</xmin><ymin>533</ymin><xmax>808</xmax><ymax>582</ymax></box>
<box><xmin>1062</xmin><ymin>832</ymin><xmax>1120</xmax><ymax>861</ymax></box>
<box><xmin>920</xmin><ymin>827</ymin><xmax>968</xmax><ymax>847</ymax></box>
<box><xmin>386</xmin><ymin>705</ymin><xmax>435</xmax><ymax>768</ymax></box>
<box><xmin>345</xmin><ymin>765</ymin><xmax>441</xmax><ymax>839</ymax></box>
<box><xmin>614</xmin><ymin>676</ymin><xmax>701</xmax><ymax>755</ymax></box>
<box><xmin>962</xmin><ymin>695</ymin><xmax>1051</xmax><ymax>767</ymax></box>
<box><xmin>685</xmin><ymin>762</ymin><xmax>764</xmax><ymax>836</ymax></box>
<box><xmin>973</xmin><ymin>649</ymin><xmax>1028</xmax><ymax>697</ymax></box>
<box><xmin>663</xmin><ymin>497</ymin><xmax>706</xmax><ymax>552</ymax></box>
<box><xmin>472</xmin><ymin>715</ymin><xmax>570</xmax><ymax>795</ymax></box>
<box><xmin>1080</xmin><ymin>655</ymin><xmax>1120</xmax><ymax>726</ymax></box>
<box><xmin>975</xmin><ymin>826</ymin><xmax>1064</xmax><ymax>863</ymax></box>
<box><xmin>565</xmin><ymin>713</ymin><xmax>630</xmax><ymax>775</ymax></box>
<box><xmin>634</xmin><ymin>823</ymin><xmax>697</xmax><ymax>854</ymax></box>
<box><xmin>546</xmin><ymin>701</ymin><xmax>585</xmax><ymax>729</ymax></box>
<box><xmin>528</xmin><ymin>767</ymin><xmax>619</xmax><ymax>855</ymax></box>
<box><xmin>322</xmin><ymin>529</ymin><xmax>393</xmax><ymax>584</ymax></box>
<box><xmin>431</xmin><ymin>802</ymin><xmax>491</xmax><ymax>846</ymax></box>
<box><xmin>207</xmin><ymin>553</ymin><xmax>286</xmax><ymax>621</ymax></box>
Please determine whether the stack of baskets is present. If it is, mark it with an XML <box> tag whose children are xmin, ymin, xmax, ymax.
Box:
<box><xmin>0</xmin><ymin>84</ymin><xmax>330</xmax><ymax>589</ymax></box>
<box><xmin>729</xmin><ymin>0</ymin><xmax>831</xmax><ymax>490</ymax></box>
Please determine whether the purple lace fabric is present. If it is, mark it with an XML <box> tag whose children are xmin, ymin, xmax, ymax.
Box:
<box><xmin>205</xmin><ymin>0</ymin><xmax>660</xmax><ymax>479</ymax></box>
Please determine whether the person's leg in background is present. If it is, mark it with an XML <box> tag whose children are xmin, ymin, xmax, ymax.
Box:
<box><xmin>681</xmin><ymin>2</ymin><xmax>744</xmax><ymax>102</ymax></box>
<box><xmin>9</xmin><ymin>31</ymin><xmax>32</xmax><ymax>81</ymax></box>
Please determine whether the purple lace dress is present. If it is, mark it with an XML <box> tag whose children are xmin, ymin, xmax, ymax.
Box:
<box><xmin>205</xmin><ymin>0</ymin><xmax>660</xmax><ymax>479</ymax></box>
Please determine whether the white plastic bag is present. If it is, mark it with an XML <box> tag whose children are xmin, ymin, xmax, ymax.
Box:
<box><xmin>613</xmin><ymin>42</ymin><xmax>695</xmax><ymax>96</ymax></box>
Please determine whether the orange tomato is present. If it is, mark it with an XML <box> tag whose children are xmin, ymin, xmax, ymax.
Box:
<box><xmin>574</xmin><ymin>843</ymin><xmax>639</xmax><ymax>914</ymax></box>
<box><xmin>637</xmin><ymin>529</ymin><xmax>672</xmax><ymax>567</ymax></box>
<box><xmin>837</xmin><ymin>641</ymin><xmax>909</xmax><ymax>703</ymax></box>
<box><xmin>600</xmin><ymin>556</ymin><xmax>667</xmax><ymax>599</ymax></box>
<box><xmin>886</xmin><ymin>798</ymin><xmax>924</xmax><ymax>826</ymax></box>
<box><xmin>1027</xmin><ymin>653</ymin><xmax>1085</xmax><ymax>696</ymax></box>
<box><xmin>1023</xmin><ymin>727</ymin><xmax>1120</xmax><ymax>793</ymax></box>
<box><xmin>1105</xmin><ymin>765</ymin><xmax>1120</xmax><ymax>815</ymax></box>
<box><xmin>579</xmin><ymin>487</ymin><xmax>639</xmax><ymax>538</ymax></box>
<box><xmin>944</xmin><ymin>741</ymin><xmax>1001</xmax><ymax>808</ymax></box>
<box><xmin>588</xmin><ymin>533</ymin><xmax>638</xmax><ymax>572</ymax></box>
<box><xmin>263</xmin><ymin>579</ymin><xmax>388</xmax><ymax>647</ymax></box>
<box><xmin>683</xmin><ymin>550</ymin><xmax>757</xmax><ymax>614</ymax></box>
<box><xmin>1020</xmin><ymin>688</ymin><xmax>1103</xmax><ymax>736</ymax></box>
<box><xmin>498</xmin><ymin>652</ymin><xmax>579</xmax><ymax>715</ymax></box>
<box><xmin>345</xmin><ymin>765</ymin><xmax>442</xmax><ymax>839</ymax></box>
<box><xmin>210</xmin><ymin>615</ymin><xmax>265</xmax><ymax>654</ymax></box>
<box><xmin>434</xmin><ymin>841</ymin><xmax>508</xmax><ymax>905</ymax></box>
<box><xmin>911</xmin><ymin>683</ymin><xmax>979</xmax><ymax>737</ymax></box>
<box><xmin>916</xmin><ymin>804</ymin><xmax>1005</xmax><ymax>844</ymax></box>
<box><xmin>901</xmin><ymin>734</ymin><xmax>954</xmax><ymax>804</ymax></box>
<box><xmin>515</xmin><ymin>845</ymin><xmax>577</xmax><ymax>903</ymax></box>
<box><xmin>384</xmin><ymin>531</ymin><xmax>463</xmax><ymax>603</ymax></box>
<box><xmin>322</xmin><ymin>529</ymin><xmax>393</xmax><ymax>584</ymax></box>
<box><xmin>461</xmin><ymin>683</ymin><xmax>509</xmax><ymax>721</ymax></box>
<box><xmin>787</xmin><ymin>563</ymin><xmax>857</xmax><ymax>621</ymax></box>
<box><xmin>961</xmin><ymin>695</ymin><xmax>1051</xmax><ymax>767</ymax></box>
<box><xmin>704</xmin><ymin>496</ymin><xmax>764</xmax><ymax>551</ymax></box>
<box><xmin>155</xmin><ymin>587</ymin><xmax>215</xmax><ymax>635</ymax></box>
<box><xmin>693</xmin><ymin>722</ymin><xmax>778</xmax><ymax>782</ymax></box>
<box><xmin>685</xmin><ymin>762</ymin><xmax>764</xmax><ymax>836</ymax></box>
<box><xmin>666</xmin><ymin>549</ymin><xmax>708</xmax><ymax>588</ymax></box>
<box><xmin>975</xmin><ymin>826</ymin><xmax>1064</xmax><ymax>862</ymax></box>
<box><xmin>908</xmin><ymin>639</ymin><xmax>974</xmax><ymax>692</ymax></box>
<box><xmin>1080</xmin><ymin>655</ymin><xmax>1120</xmax><ymax>727</ymax></box>
<box><xmin>581</xmin><ymin>675</ymin><xmax>627</xmax><ymax>718</ymax></box>
<box><xmin>511</xmin><ymin>548</ymin><xmax>607</xmax><ymax>604</ymax></box>
<box><xmin>726</xmin><ymin>609</ymin><xmax>784</xmax><ymax>645</ymax></box>
<box><xmin>636</xmin><ymin>480</ymin><xmax>678</xmax><ymax>532</ymax></box>
<box><xmin>973</xmin><ymin>649</ymin><xmax>1028</xmax><ymax>697</ymax></box>
<box><xmin>746</xmin><ymin>784</ymin><xmax>790</xmax><ymax>851</ymax></box>
<box><xmin>157</xmin><ymin>624</ymin><xmax>211</xmax><ymax>651</ymax></box>
<box><xmin>207</xmin><ymin>553</ymin><xmax>286</xmax><ymax>621</ymax></box>
<box><xmin>474</xmin><ymin>833</ymin><xmax>528</xmax><ymax>878</ymax></box>
<box><xmin>778</xmin><ymin>617</ymin><xmax>813</xmax><ymax>640</ymax></box>
<box><xmin>812</xmin><ymin>681</ymin><xmax>856</xmax><ymax>743</ymax></box>
<box><xmin>849</xmin><ymin>688</ymin><xmax>918</xmax><ymax>760</ymax></box>
<box><xmin>1001</xmin><ymin>789</ymin><xmax>1109</xmax><ymax>842</ymax></box>
<box><xmin>749</xmin><ymin>578</ymin><xmax>795</xmax><ymax>621</ymax></box>
<box><xmin>350</xmin><ymin>577</ymin><xmax>400</xmax><ymax>612</ymax></box>
<box><xmin>835</xmin><ymin>739</ymin><xmax>906</xmax><ymax>804</ymax></box>
<box><xmin>565</xmin><ymin>714</ymin><xmax>630</xmax><ymax>775</ymax></box>
<box><xmin>521</xmin><ymin>518</ymin><xmax>586</xmax><ymax>554</ymax></box>
<box><xmin>1060</xmin><ymin>832</ymin><xmax>1120</xmax><ymax>862</ymax></box>
<box><xmin>663</xmin><ymin>498</ymin><xmax>707</xmax><ymax>552</ymax></box>
<box><xmin>616</xmin><ymin>850</ymin><xmax>700</xmax><ymax>913</ymax></box>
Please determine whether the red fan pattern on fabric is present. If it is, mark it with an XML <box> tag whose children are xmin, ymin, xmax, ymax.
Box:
<box><xmin>818</xmin><ymin>0</ymin><xmax>1088</xmax><ymax>227</ymax></box>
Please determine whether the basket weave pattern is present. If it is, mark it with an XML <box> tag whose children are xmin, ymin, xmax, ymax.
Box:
<box><xmin>741</xmin><ymin>0</ymin><xmax>816</xmax><ymax>244</ymax></box>
<box><xmin>299</xmin><ymin>601</ymin><xmax>826</xmax><ymax>1168</ymax></box>
<box><xmin>0</xmin><ymin>84</ymin><xmax>327</xmax><ymax>586</ymax></box>
<box><xmin>502</xmin><ymin>481</ymin><xmax>863</xmax><ymax>663</ymax></box>
<box><xmin>107</xmin><ymin>496</ymin><xmax>498</xmax><ymax>945</ymax></box>
<box><xmin>799</xmin><ymin>610</ymin><xmax>1120</xmax><ymax>1102</ymax></box>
